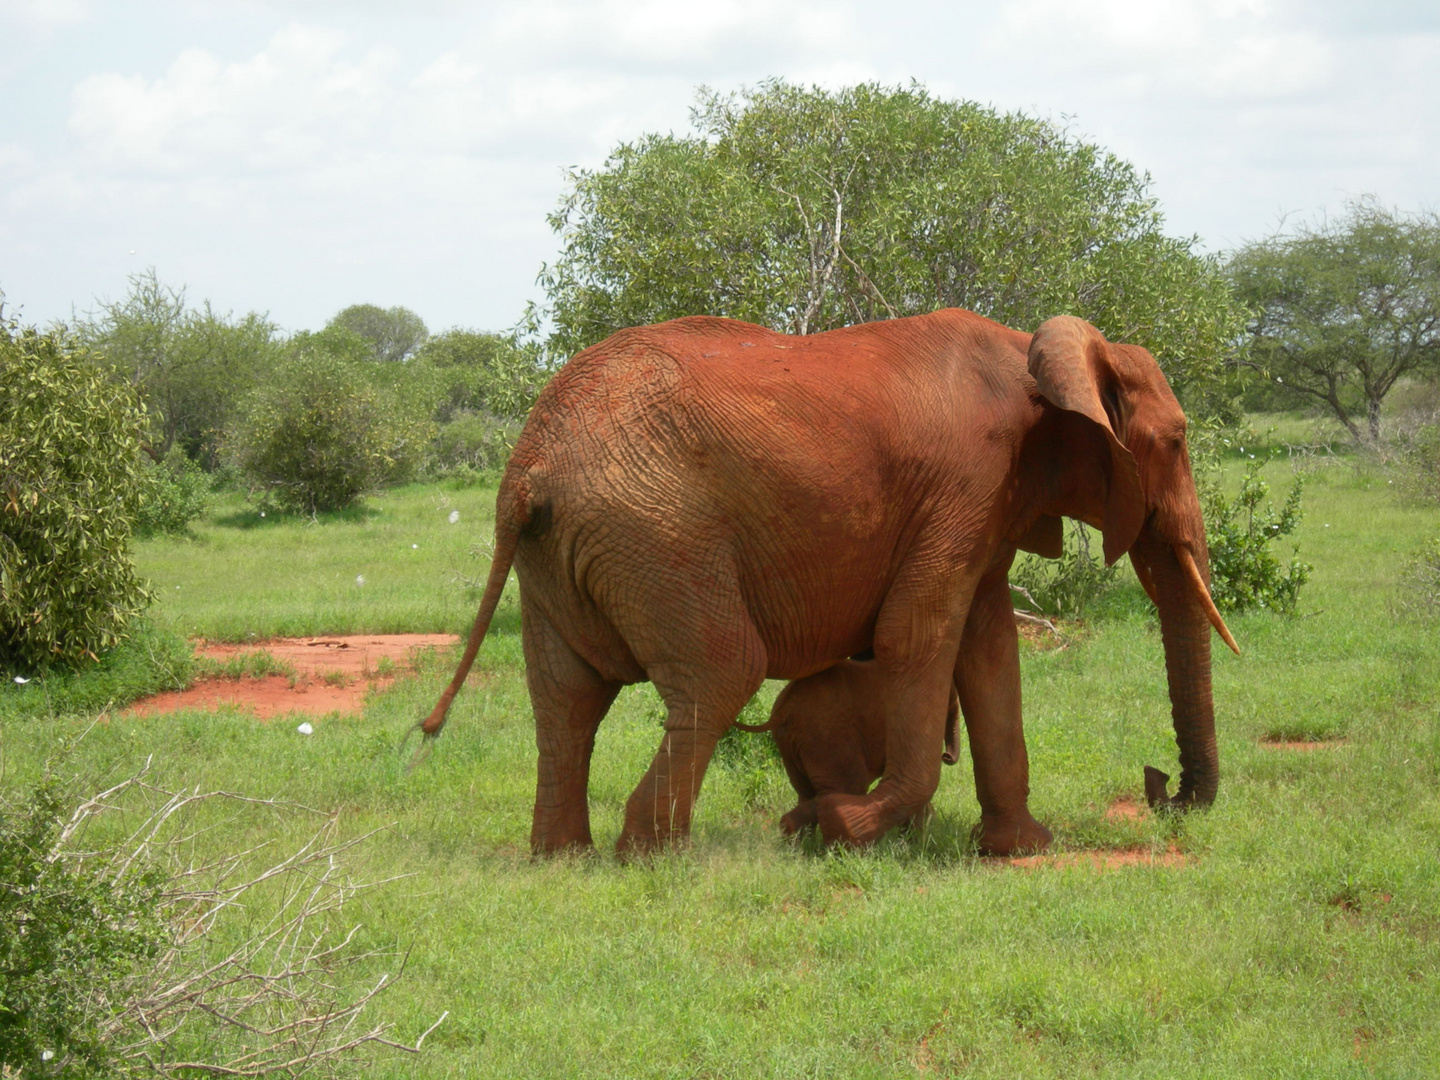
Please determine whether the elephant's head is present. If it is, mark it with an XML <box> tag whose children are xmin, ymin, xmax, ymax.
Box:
<box><xmin>1027</xmin><ymin>315</ymin><xmax>1236</xmax><ymax>810</ymax></box>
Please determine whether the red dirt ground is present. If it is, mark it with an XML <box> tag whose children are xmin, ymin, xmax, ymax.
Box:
<box><xmin>998</xmin><ymin>796</ymin><xmax>1189</xmax><ymax>869</ymax></box>
<box><xmin>1104</xmin><ymin>797</ymin><xmax>1148</xmax><ymax>822</ymax></box>
<box><xmin>1008</xmin><ymin>844</ymin><xmax>1190</xmax><ymax>871</ymax></box>
<box><xmin>1260</xmin><ymin>738</ymin><xmax>1349</xmax><ymax>751</ymax></box>
<box><xmin>125</xmin><ymin>635</ymin><xmax>459</xmax><ymax>720</ymax></box>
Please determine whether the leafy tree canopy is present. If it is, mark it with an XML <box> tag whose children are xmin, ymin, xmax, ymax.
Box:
<box><xmin>1228</xmin><ymin>198</ymin><xmax>1440</xmax><ymax>441</ymax></box>
<box><xmin>541</xmin><ymin>80</ymin><xmax>1243</xmax><ymax>410</ymax></box>
<box><xmin>326</xmin><ymin>303</ymin><xmax>429</xmax><ymax>363</ymax></box>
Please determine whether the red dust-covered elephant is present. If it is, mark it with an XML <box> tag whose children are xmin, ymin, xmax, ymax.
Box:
<box><xmin>419</xmin><ymin>309</ymin><xmax>1237</xmax><ymax>857</ymax></box>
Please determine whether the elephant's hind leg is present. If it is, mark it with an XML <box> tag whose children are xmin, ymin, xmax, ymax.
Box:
<box><xmin>616</xmin><ymin>616</ymin><xmax>767</xmax><ymax>857</ymax></box>
<box><xmin>525</xmin><ymin>600</ymin><xmax>622</xmax><ymax>856</ymax></box>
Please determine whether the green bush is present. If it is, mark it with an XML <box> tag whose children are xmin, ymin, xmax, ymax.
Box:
<box><xmin>414</xmin><ymin>329</ymin><xmax>550</xmax><ymax>422</ymax></box>
<box><xmin>1395</xmin><ymin>419</ymin><xmax>1440</xmax><ymax>505</ymax></box>
<box><xmin>1203</xmin><ymin>458</ymin><xmax>1312</xmax><ymax>614</ymax></box>
<box><xmin>429</xmin><ymin>410</ymin><xmax>520</xmax><ymax>475</ymax></box>
<box><xmin>0</xmin><ymin>781</ymin><xmax>166</xmax><ymax>1079</ymax></box>
<box><xmin>134</xmin><ymin>447</ymin><xmax>210</xmax><ymax>536</ymax></box>
<box><xmin>1398</xmin><ymin>536</ymin><xmax>1440</xmax><ymax>620</ymax></box>
<box><xmin>0</xmin><ymin>323</ymin><xmax>153</xmax><ymax>672</ymax></box>
<box><xmin>1009</xmin><ymin>522</ymin><xmax>1119</xmax><ymax>620</ymax></box>
<box><xmin>232</xmin><ymin>346</ymin><xmax>434</xmax><ymax>515</ymax></box>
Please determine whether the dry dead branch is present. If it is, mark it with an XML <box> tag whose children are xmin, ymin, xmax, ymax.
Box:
<box><xmin>43</xmin><ymin>770</ymin><xmax>435</xmax><ymax>1079</ymax></box>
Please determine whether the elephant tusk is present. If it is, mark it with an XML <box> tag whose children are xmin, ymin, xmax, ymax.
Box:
<box><xmin>1175</xmin><ymin>545</ymin><xmax>1240</xmax><ymax>656</ymax></box>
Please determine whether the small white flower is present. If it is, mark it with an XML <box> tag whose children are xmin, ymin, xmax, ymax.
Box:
<box><xmin>175</xmin><ymin>585</ymin><xmax>181</xmax><ymax>589</ymax></box>
<box><xmin>1324</xmin><ymin>523</ymin><xmax>1331</xmax><ymax>528</ymax></box>
<box><xmin>259</xmin><ymin>511</ymin><xmax>265</xmax><ymax>517</ymax></box>
<box><xmin>356</xmin><ymin>575</ymin><xmax>365</xmax><ymax>587</ymax></box>
<box><xmin>448</xmin><ymin>510</ymin><xmax>460</xmax><ymax>524</ymax></box>
<box><xmin>14</xmin><ymin>676</ymin><xmax>29</xmax><ymax>685</ymax></box>
<box><xmin>412</xmin><ymin>544</ymin><xmax>418</xmax><ymax>549</ymax></box>
<box><xmin>297</xmin><ymin>722</ymin><xmax>314</xmax><ymax>735</ymax></box>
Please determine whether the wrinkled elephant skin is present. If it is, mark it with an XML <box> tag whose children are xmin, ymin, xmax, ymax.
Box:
<box><xmin>421</xmin><ymin>310</ymin><xmax>1233</xmax><ymax>857</ymax></box>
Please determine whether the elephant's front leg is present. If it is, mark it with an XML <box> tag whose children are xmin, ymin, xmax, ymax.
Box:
<box><xmin>955</xmin><ymin>564</ymin><xmax>1052</xmax><ymax>856</ymax></box>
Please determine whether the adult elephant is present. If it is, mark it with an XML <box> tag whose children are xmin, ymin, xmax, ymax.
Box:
<box><xmin>419</xmin><ymin>310</ymin><xmax>1237</xmax><ymax>857</ymax></box>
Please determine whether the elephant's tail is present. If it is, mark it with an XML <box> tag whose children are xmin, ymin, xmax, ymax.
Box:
<box><xmin>414</xmin><ymin>497</ymin><xmax>524</xmax><ymax>745</ymax></box>
<box><xmin>731</xmin><ymin>717</ymin><xmax>778</xmax><ymax>733</ymax></box>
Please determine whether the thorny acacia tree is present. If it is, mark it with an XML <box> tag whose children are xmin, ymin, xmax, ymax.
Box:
<box><xmin>541</xmin><ymin>81</ymin><xmax>1244</xmax><ymax>407</ymax></box>
<box><xmin>1228</xmin><ymin>199</ymin><xmax>1440</xmax><ymax>442</ymax></box>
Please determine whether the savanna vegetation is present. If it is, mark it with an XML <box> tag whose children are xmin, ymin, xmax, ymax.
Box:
<box><xmin>4</xmin><ymin>79</ymin><xmax>1440</xmax><ymax>1077</ymax></box>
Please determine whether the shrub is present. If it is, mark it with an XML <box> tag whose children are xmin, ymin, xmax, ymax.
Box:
<box><xmin>1394</xmin><ymin>419</ymin><xmax>1440</xmax><ymax>505</ymax></box>
<box><xmin>1203</xmin><ymin>457</ymin><xmax>1311</xmax><ymax>614</ymax></box>
<box><xmin>0</xmin><ymin>781</ymin><xmax>166</xmax><ymax>1079</ymax></box>
<box><xmin>1398</xmin><ymin>536</ymin><xmax>1440</xmax><ymax>620</ymax></box>
<box><xmin>134</xmin><ymin>447</ymin><xmax>210</xmax><ymax>536</ymax></box>
<box><xmin>232</xmin><ymin>347</ymin><xmax>434</xmax><ymax>515</ymax></box>
<box><xmin>429</xmin><ymin>410</ymin><xmax>520</xmax><ymax>475</ymax></box>
<box><xmin>0</xmin><ymin>323</ymin><xmax>152</xmax><ymax>672</ymax></box>
<box><xmin>414</xmin><ymin>329</ymin><xmax>550</xmax><ymax>422</ymax></box>
<box><xmin>1009</xmin><ymin>522</ymin><xmax>1119</xmax><ymax>620</ymax></box>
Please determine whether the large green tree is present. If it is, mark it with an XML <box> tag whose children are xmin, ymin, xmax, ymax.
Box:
<box><xmin>79</xmin><ymin>270</ymin><xmax>281</xmax><ymax>468</ymax></box>
<box><xmin>1228</xmin><ymin>199</ymin><xmax>1440</xmax><ymax>442</ymax></box>
<box><xmin>541</xmin><ymin>81</ymin><xmax>1243</xmax><ymax>407</ymax></box>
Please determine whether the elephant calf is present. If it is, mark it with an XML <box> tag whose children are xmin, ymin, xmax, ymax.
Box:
<box><xmin>737</xmin><ymin>660</ymin><xmax>960</xmax><ymax>836</ymax></box>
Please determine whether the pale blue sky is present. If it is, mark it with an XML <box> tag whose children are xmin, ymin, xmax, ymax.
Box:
<box><xmin>2</xmin><ymin>0</ymin><xmax>1436</xmax><ymax>335</ymax></box>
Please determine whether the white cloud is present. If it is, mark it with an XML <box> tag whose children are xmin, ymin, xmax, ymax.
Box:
<box><xmin>0</xmin><ymin>0</ymin><xmax>90</xmax><ymax>30</ymax></box>
<box><xmin>69</xmin><ymin>27</ymin><xmax>400</xmax><ymax>174</ymax></box>
<box><xmin>991</xmin><ymin>0</ymin><xmax>1333</xmax><ymax>100</ymax></box>
<box><xmin>491</xmin><ymin>0</ymin><xmax>859</xmax><ymax>69</ymax></box>
<box><xmin>4</xmin><ymin>0</ymin><xmax>1436</xmax><ymax>335</ymax></box>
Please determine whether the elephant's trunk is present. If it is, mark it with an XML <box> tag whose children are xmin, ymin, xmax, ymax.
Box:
<box><xmin>1133</xmin><ymin>531</ymin><xmax>1221</xmax><ymax>809</ymax></box>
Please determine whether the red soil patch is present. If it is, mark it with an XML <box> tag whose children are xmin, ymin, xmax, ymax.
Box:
<box><xmin>1008</xmin><ymin>843</ymin><xmax>1190</xmax><ymax>871</ymax></box>
<box><xmin>126</xmin><ymin>634</ymin><xmax>459</xmax><ymax>720</ymax></box>
<box><xmin>1104</xmin><ymin>797</ymin><xmax>1148</xmax><ymax>822</ymax></box>
<box><xmin>1260</xmin><ymin>738</ymin><xmax>1348</xmax><ymax>751</ymax></box>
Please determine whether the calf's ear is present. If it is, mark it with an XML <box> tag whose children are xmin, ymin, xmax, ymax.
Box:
<box><xmin>1027</xmin><ymin>316</ymin><xmax>1145</xmax><ymax>565</ymax></box>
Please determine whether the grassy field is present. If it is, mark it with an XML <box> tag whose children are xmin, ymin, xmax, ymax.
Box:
<box><xmin>3</xmin><ymin>441</ymin><xmax>1439</xmax><ymax>1078</ymax></box>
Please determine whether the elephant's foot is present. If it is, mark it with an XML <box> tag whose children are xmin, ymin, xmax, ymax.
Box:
<box><xmin>780</xmin><ymin>799</ymin><xmax>819</xmax><ymax>837</ymax></box>
<box><xmin>815</xmin><ymin>793</ymin><xmax>907</xmax><ymax>847</ymax></box>
<box><xmin>973</xmin><ymin>811</ymin><xmax>1052</xmax><ymax>856</ymax></box>
<box><xmin>530</xmin><ymin>807</ymin><xmax>596</xmax><ymax>857</ymax></box>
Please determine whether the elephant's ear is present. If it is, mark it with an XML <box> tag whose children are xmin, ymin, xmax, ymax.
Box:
<box><xmin>1028</xmin><ymin>316</ymin><xmax>1145</xmax><ymax>565</ymax></box>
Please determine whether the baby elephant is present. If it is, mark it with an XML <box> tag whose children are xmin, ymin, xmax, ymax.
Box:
<box><xmin>735</xmin><ymin>660</ymin><xmax>960</xmax><ymax>836</ymax></box>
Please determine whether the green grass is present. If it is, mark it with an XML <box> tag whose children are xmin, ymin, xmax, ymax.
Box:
<box><xmin>135</xmin><ymin>483</ymin><xmax>504</xmax><ymax>641</ymax></box>
<box><xmin>4</xmin><ymin>457</ymin><xmax>1440</xmax><ymax>1078</ymax></box>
